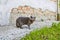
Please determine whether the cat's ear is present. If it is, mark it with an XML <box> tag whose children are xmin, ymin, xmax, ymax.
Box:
<box><xmin>29</xmin><ymin>16</ymin><xmax>36</xmax><ymax>20</ymax></box>
<box><xmin>30</xmin><ymin>16</ymin><xmax>33</xmax><ymax>18</ymax></box>
<box><xmin>30</xmin><ymin>16</ymin><xmax>36</xmax><ymax>19</ymax></box>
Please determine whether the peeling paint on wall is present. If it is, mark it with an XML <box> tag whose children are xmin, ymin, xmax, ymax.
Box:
<box><xmin>0</xmin><ymin>0</ymin><xmax>57</xmax><ymax>25</ymax></box>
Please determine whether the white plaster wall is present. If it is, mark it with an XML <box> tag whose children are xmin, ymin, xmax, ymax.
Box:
<box><xmin>0</xmin><ymin>0</ymin><xmax>57</xmax><ymax>25</ymax></box>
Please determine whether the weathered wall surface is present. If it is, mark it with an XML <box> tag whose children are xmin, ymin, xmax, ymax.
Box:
<box><xmin>50</xmin><ymin>0</ymin><xmax>57</xmax><ymax>2</ymax></box>
<box><xmin>0</xmin><ymin>0</ymin><xmax>57</xmax><ymax>25</ymax></box>
<box><xmin>10</xmin><ymin>6</ymin><xmax>57</xmax><ymax>25</ymax></box>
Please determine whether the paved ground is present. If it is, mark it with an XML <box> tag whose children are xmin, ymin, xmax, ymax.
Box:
<box><xmin>0</xmin><ymin>21</ymin><xmax>59</xmax><ymax>40</ymax></box>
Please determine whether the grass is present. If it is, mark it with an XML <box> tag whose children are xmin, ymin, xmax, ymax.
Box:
<box><xmin>21</xmin><ymin>22</ymin><xmax>60</xmax><ymax>40</ymax></box>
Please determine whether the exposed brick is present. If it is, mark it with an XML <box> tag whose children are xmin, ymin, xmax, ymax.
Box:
<box><xmin>10</xmin><ymin>5</ymin><xmax>56</xmax><ymax>25</ymax></box>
